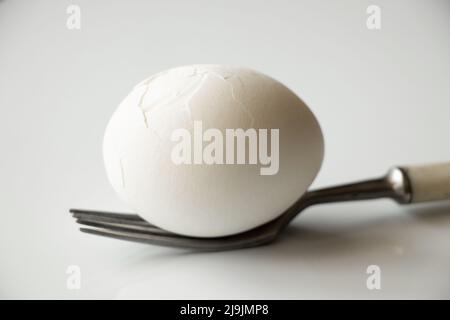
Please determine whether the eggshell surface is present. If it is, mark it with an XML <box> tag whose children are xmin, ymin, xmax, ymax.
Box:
<box><xmin>103</xmin><ymin>65</ymin><xmax>324</xmax><ymax>237</ymax></box>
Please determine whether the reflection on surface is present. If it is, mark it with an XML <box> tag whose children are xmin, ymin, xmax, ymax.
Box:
<box><xmin>108</xmin><ymin>203</ymin><xmax>450</xmax><ymax>299</ymax></box>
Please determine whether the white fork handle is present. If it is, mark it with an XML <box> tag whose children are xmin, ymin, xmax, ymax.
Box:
<box><xmin>402</xmin><ymin>162</ymin><xmax>450</xmax><ymax>203</ymax></box>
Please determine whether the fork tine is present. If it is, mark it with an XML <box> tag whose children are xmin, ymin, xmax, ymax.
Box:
<box><xmin>69</xmin><ymin>208</ymin><xmax>161</xmax><ymax>229</ymax></box>
<box><xmin>72</xmin><ymin>209</ymin><xmax>277</xmax><ymax>250</ymax></box>
<box><xmin>79</xmin><ymin>226</ymin><xmax>236</xmax><ymax>250</ymax></box>
<box><xmin>72</xmin><ymin>212</ymin><xmax>156</xmax><ymax>228</ymax></box>
<box><xmin>76</xmin><ymin>218</ymin><xmax>172</xmax><ymax>235</ymax></box>
<box><xmin>70</xmin><ymin>208</ymin><xmax>146</xmax><ymax>222</ymax></box>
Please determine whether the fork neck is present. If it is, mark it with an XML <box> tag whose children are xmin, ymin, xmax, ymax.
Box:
<box><xmin>278</xmin><ymin>167</ymin><xmax>412</xmax><ymax>228</ymax></box>
<box><xmin>304</xmin><ymin>167</ymin><xmax>412</xmax><ymax>206</ymax></box>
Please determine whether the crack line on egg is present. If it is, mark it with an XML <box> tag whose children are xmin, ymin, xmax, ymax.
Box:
<box><xmin>136</xmin><ymin>74</ymin><xmax>172</xmax><ymax>141</ymax></box>
<box><xmin>138</xmin><ymin>77</ymin><xmax>154</xmax><ymax>128</ymax></box>
<box><xmin>183</xmin><ymin>73</ymin><xmax>210</xmax><ymax>122</ymax></box>
<box><xmin>137</xmin><ymin>71</ymin><xmax>176</xmax><ymax>129</ymax></box>
<box><xmin>227</xmin><ymin>76</ymin><xmax>255</xmax><ymax>128</ymax></box>
<box><xmin>143</xmin><ymin>67</ymin><xmax>209</xmax><ymax>123</ymax></box>
<box><xmin>136</xmin><ymin>68</ymin><xmax>255</xmax><ymax>138</ymax></box>
<box><xmin>183</xmin><ymin>68</ymin><xmax>256</xmax><ymax>127</ymax></box>
<box><xmin>139</xmin><ymin>68</ymin><xmax>206</xmax><ymax>120</ymax></box>
<box><xmin>174</xmin><ymin>69</ymin><xmax>208</xmax><ymax>100</ymax></box>
<box><xmin>207</xmin><ymin>72</ymin><xmax>255</xmax><ymax>128</ymax></box>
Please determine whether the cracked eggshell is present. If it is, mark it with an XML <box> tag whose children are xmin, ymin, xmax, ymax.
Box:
<box><xmin>103</xmin><ymin>65</ymin><xmax>324</xmax><ymax>237</ymax></box>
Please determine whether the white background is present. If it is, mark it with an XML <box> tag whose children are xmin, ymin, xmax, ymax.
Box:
<box><xmin>1</xmin><ymin>0</ymin><xmax>449</xmax><ymax>299</ymax></box>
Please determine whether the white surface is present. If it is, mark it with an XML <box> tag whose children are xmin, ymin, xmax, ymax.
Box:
<box><xmin>0</xmin><ymin>0</ymin><xmax>449</xmax><ymax>299</ymax></box>
<box><xmin>103</xmin><ymin>65</ymin><xmax>323</xmax><ymax>237</ymax></box>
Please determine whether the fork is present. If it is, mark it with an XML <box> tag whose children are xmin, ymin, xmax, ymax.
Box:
<box><xmin>71</xmin><ymin>162</ymin><xmax>450</xmax><ymax>251</ymax></box>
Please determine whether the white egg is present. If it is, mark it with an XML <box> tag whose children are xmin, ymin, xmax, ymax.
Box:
<box><xmin>103</xmin><ymin>65</ymin><xmax>324</xmax><ymax>237</ymax></box>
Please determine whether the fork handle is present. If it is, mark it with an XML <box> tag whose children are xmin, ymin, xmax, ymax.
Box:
<box><xmin>401</xmin><ymin>162</ymin><xmax>450</xmax><ymax>203</ymax></box>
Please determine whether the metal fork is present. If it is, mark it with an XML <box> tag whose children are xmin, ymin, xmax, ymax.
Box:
<box><xmin>71</xmin><ymin>162</ymin><xmax>450</xmax><ymax>251</ymax></box>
